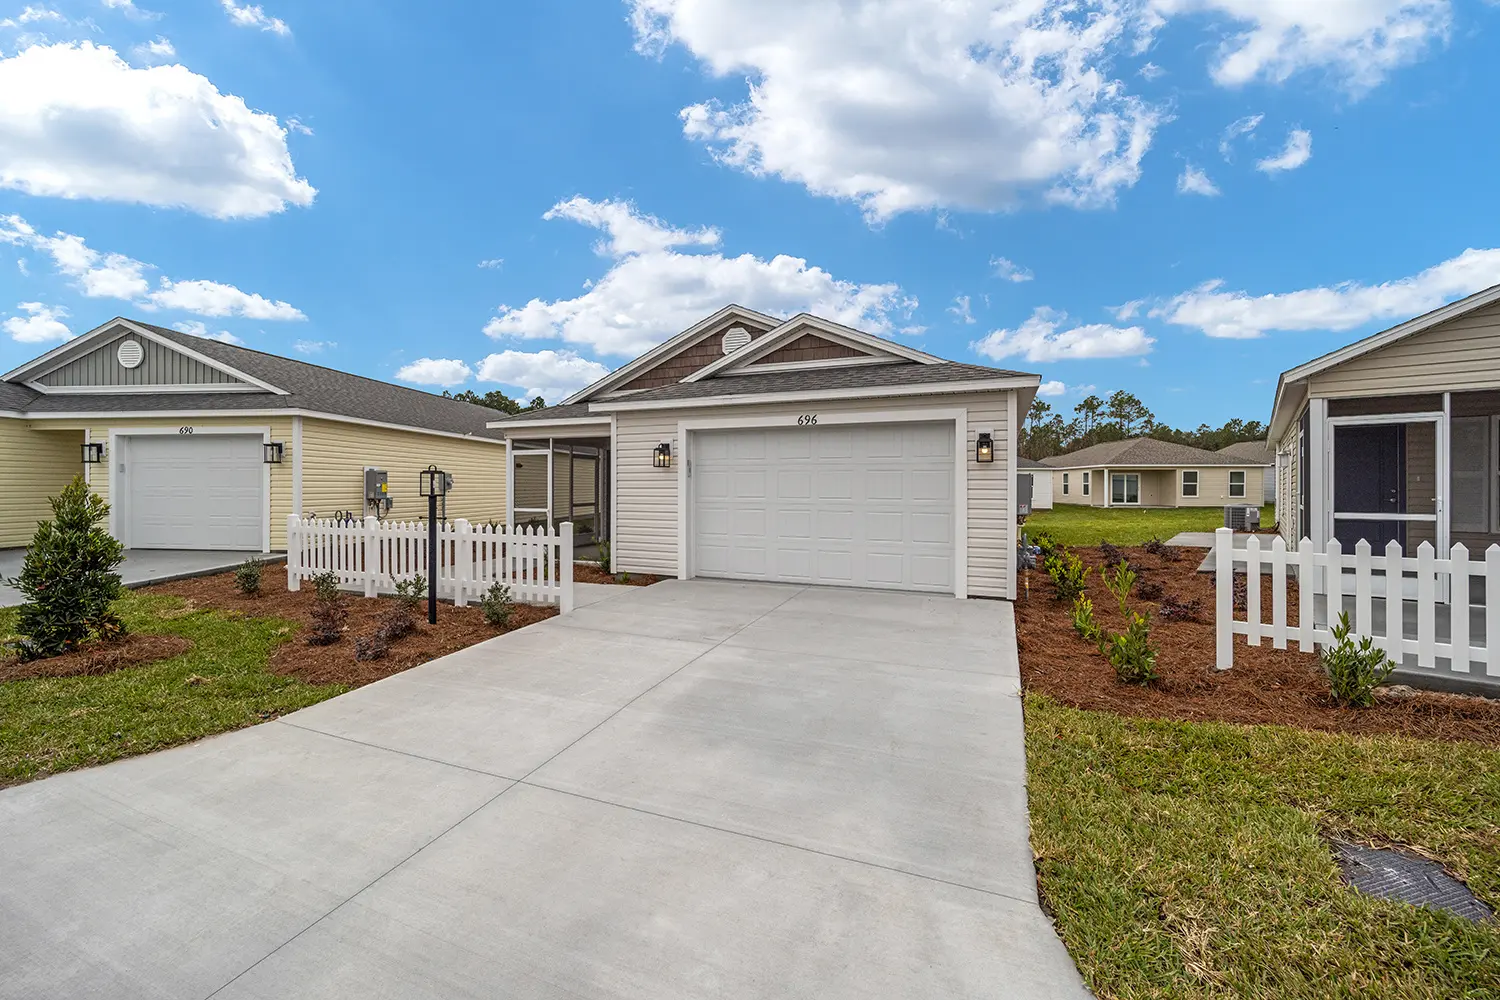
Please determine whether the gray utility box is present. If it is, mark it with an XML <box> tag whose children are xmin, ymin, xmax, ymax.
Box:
<box><xmin>1016</xmin><ymin>473</ymin><xmax>1034</xmax><ymax>519</ymax></box>
<box><xmin>1224</xmin><ymin>505</ymin><xmax>1260</xmax><ymax>531</ymax></box>
<box><xmin>364</xmin><ymin>468</ymin><xmax>391</xmax><ymax>513</ymax></box>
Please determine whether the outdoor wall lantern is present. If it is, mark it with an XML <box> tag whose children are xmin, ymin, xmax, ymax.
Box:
<box><xmin>975</xmin><ymin>431</ymin><xmax>995</xmax><ymax>464</ymax></box>
<box><xmin>653</xmin><ymin>442</ymin><xmax>672</xmax><ymax>469</ymax></box>
<box><xmin>263</xmin><ymin>441</ymin><xmax>285</xmax><ymax>464</ymax></box>
<box><xmin>419</xmin><ymin>465</ymin><xmax>450</xmax><ymax>497</ymax></box>
<box><xmin>82</xmin><ymin>442</ymin><xmax>106</xmax><ymax>464</ymax></box>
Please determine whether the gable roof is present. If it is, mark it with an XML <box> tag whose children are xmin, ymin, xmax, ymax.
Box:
<box><xmin>1017</xmin><ymin>457</ymin><xmax>1050</xmax><ymax>469</ymax></box>
<box><xmin>684</xmin><ymin>312</ymin><xmax>943</xmax><ymax>382</ymax></box>
<box><xmin>4</xmin><ymin>319</ymin><xmax>509</xmax><ymax>440</ymax></box>
<box><xmin>1216</xmin><ymin>440</ymin><xmax>1274</xmax><ymax>465</ymax></box>
<box><xmin>1268</xmin><ymin>281</ymin><xmax>1500</xmax><ymax>439</ymax></box>
<box><xmin>1042</xmin><ymin>437</ymin><xmax>1251</xmax><ymax>469</ymax></box>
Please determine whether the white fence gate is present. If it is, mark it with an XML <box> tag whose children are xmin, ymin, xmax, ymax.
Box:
<box><xmin>1215</xmin><ymin>527</ymin><xmax>1500</xmax><ymax>678</ymax></box>
<box><xmin>286</xmin><ymin>515</ymin><xmax>574</xmax><ymax>612</ymax></box>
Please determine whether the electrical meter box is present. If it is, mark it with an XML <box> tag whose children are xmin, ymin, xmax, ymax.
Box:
<box><xmin>364</xmin><ymin>468</ymin><xmax>391</xmax><ymax>513</ymax></box>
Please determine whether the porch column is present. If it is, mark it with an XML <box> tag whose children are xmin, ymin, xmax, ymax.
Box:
<box><xmin>1103</xmin><ymin>467</ymin><xmax>1110</xmax><ymax>507</ymax></box>
<box><xmin>504</xmin><ymin>439</ymin><xmax>514</xmax><ymax>528</ymax></box>
<box><xmin>1307</xmin><ymin>398</ymin><xmax>1328</xmax><ymax>548</ymax></box>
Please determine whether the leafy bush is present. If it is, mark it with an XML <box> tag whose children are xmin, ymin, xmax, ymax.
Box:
<box><xmin>1321</xmin><ymin>611</ymin><xmax>1396</xmax><ymax>708</ymax></box>
<box><xmin>310</xmin><ymin>571</ymin><xmax>340</xmax><ymax>603</ymax></box>
<box><xmin>6</xmin><ymin>476</ymin><xmax>125</xmax><ymax>660</ymax></box>
<box><xmin>377</xmin><ymin>603</ymin><xmax>416</xmax><ymax>641</ymax></box>
<box><xmin>1031</xmin><ymin>531</ymin><xmax>1059</xmax><ymax>564</ymax></box>
<box><xmin>234</xmin><ymin>557</ymin><xmax>264</xmax><ymax>596</ymax></box>
<box><xmin>480</xmin><ymin>581</ymin><xmax>513</xmax><ymax>628</ymax></box>
<box><xmin>1099</xmin><ymin>541</ymin><xmax>1128</xmax><ymax>569</ymax></box>
<box><xmin>1044</xmin><ymin>551</ymin><xmax>1090</xmax><ymax>602</ymax></box>
<box><xmin>596</xmin><ymin>539</ymin><xmax>611</xmax><ymax>575</ymax></box>
<box><xmin>393</xmin><ymin>574</ymin><xmax>426</xmax><ymax>612</ymax></box>
<box><xmin>617</xmin><ymin>571</ymin><xmax>632</xmax><ymax>585</ymax></box>
<box><xmin>1102</xmin><ymin>563</ymin><xmax>1137</xmax><ymax>617</ymax></box>
<box><xmin>1142</xmin><ymin>537</ymin><xmax>1181</xmax><ymax>563</ymax></box>
<box><xmin>1070</xmin><ymin>594</ymin><xmax>1102</xmax><ymax>643</ymax></box>
<box><xmin>1103</xmin><ymin>611</ymin><xmax>1158</xmax><ymax>684</ymax></box>
<box><xmin>1158</xmin><ymin>594</ymin><xmax>1204</xmax><ymax>623</ymax></box>
<box><xmin>306</xmin><ymin>595</ymin><xmax>347</xmax><ymax>646</ymax></box>
<box><xmin>1136</xmin><ymin>578</ymin><xmax>1165</xmax><ymax>602</ymax></box>
<box><xmin>353</xmin><ymin>633</ymin><xmax>390</xmax><ymax>662</ymax></box>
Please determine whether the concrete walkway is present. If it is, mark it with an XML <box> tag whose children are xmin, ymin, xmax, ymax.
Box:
<box><xmin>0</xmin><ymin>549</ymin><xmax>286</xmax><ymax>608</ymax></box>
<box><xmin>0</xmin><ymin>580</ymin><xmax>1088</xmax><ymax>1000</ymax></box>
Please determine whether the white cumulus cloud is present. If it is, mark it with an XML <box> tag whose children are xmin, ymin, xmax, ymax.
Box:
<box><xmin>294</xmin><ymin>339</ymin><xmax>334</xmax><ymax>354</ymax></box>
<box><xmin>0</xmin><ymin>42</ymin><xmax>314</xmax><ymax>218</ymax></box>
<box><xmin>147</xmin><ymin>279</ymin><xmax>303</xmax><ymax>320</ymax></box>
<box><xmin>4</xmin><ymin>301</ymin><xmax>70</xmax><ymax>342</ymax></box>
<box><xmin>134</xmin><ymin>37</ymin><xmax>175</xmax><ymax>60</ymax></box>
<box><xmin>1155</xmin><ymin>248</ymin><xmax>1500</xmax><ymax>339</ymax></box>
<box><xmin>1037</xmin><ymin>380</ymin><xmax>1068</xmax><ymax>397</ymax></box>
<box><xmin>220</xmin><ymin>0</ymin><xmax>289</xmax><ymax>35</ymax></box>
<box><xmin>395</xmin><ymin>358</ymin><xmax>474</xmax><ymax>387</ymax></box>
<box><xmin>484</xmin><ymin>196</ymin><xmax>913</xmax><ymax>357</ymax></box>
<box><xmin>1256</xmin><ymin>128</ymin><xmax>1312</xmax><ymax>173</ymax></box>
<box><xmin>629</xmin><ymin>0</ymin><xmax>1162</xmax><ymax>219</ymax></box>
<box><xmin>948</xmin><ymin>295</ymin><xmax>975</xmax><ymax>325</ymax></box>
<box><xmin>992</xmin><ymin>256</ymin><xmax>1035</xmax><ymax>283</ymax></box>
<box><xmin>173</xmin><ymin>319</ymin><xmax>242</xmax><ymax>344</ymax></box>
<box><xmin>476</xmin><ymin>350</ymin><xmax>613</xmax><ymax>402</ymax></box>
<box><xmin>972</xmin><ymin>306</ymin><xmax>1155</xmax><ymax>362</ymax></box>
<box><xmin>1219</xmin><ymin>112</ymin><xmax>1263</xmax><ymax>159</ymax></box>
<box><xmin>1177</xmin><ymin>164</ymin><xmax>1220</xmax><ymax>196</ymax></box>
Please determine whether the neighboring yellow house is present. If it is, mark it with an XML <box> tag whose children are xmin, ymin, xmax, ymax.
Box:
<box><xmin>1042</xmin><ymin>437</ymin><xmax>1266</xmax><ymax>509</ymax></box>
<box><xmin>0</xmin><ymin>318</ymin><xmax>520</xmax><ymax>552</ymax></box>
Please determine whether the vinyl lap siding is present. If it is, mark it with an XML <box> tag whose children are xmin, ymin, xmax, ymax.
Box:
<box><xmin>0</xmin><ymin>419</ymin><xmax>81</xmax><ymax>548</ymax></box>
<box><xmin>612</xmin><ymin>392</ymin><xmax>1014</xmax><ymax>598</ymax></box>
<box><xmin>299</xmin><ymin>419</ymin><xmax>505</xmax><ymax>527</ymax></box>
<box><xmin>37</xmin><ymin>335</ymin><xmax>243</xmax><ymax>387</ymax></box>
<box><xmin>1311</xmin><ymin>300</ymin><xmax>1500</xmax><ymax>398</ymax></box>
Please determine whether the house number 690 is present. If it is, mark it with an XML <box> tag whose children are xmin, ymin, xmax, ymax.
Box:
<box><xmin>178</xmin><ymin>426</ymin><xmax>194</xmax><ymax>435</ymax></box>
<box><xmin>797</xmin><ymin>414</ymin><xmax>818</xmax><ymax>426</ymax></box>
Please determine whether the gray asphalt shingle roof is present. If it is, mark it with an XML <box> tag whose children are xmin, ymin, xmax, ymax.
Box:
<box><xmin>9</xmin><ymin>321</ymin><xmax>508</xmax><ymax>440</ymax></box>
<box><xmin>1041</xmin><ymin>437</ymin><xmax>1250</xmax><ymax>469</ymax></box>
<box><xmin>591</xmin><ymin>361</ymin><xmax>1028</xmax><ymax>405</ymax></box>
<box><xmin>485</xmin><ymin>402</ymin><xmax>598</xmax><ymax>426</ymax></box>
<box><xmin>1216</xmin><ymin>440</ymin><xmax>1275</xmax><ymax>465</ymax></box>
<box><xmin>0</xmin><ymin>381</ymin><xmax>37</xmax><ymax>411</ymax></box>
<box><xmin>1017</xmin><ymin>457</ymin><xmax>1050</xmax><ymax>469</ymax></box>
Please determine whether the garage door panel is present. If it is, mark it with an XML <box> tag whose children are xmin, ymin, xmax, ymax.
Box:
<box><xmin>692</xmin><ymin>422</ymin><xmax>956</xmax><ymax>594</ymax></box>
<box><xmin>126</xmin><ymin>434</ymin><xmax>263</xmax><ymax>551</ymax></box>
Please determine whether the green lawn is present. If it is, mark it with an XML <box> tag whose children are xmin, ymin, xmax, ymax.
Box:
<box><xmin>1026</xmin><ymin>694</ymin><xmax>1500</xmax><ymax>999</ymax></box>
<box><xmin>0</xmin><ymin>592</ymin><xmax>345</xmax><ymax>787</ymax></box>
<box><xmin>1024</xmin><ymin>503</ymin><xmax>1277</xmax><ymax>547</ymax></box>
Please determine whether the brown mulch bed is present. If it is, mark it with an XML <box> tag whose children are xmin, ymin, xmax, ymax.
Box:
<box><xmin>1017</xmin><ymin>545</ymin><xmax>1500</xmax><ymax>747</ymax></box>
<box><xmin>146</xmin><ymin>564</ymin><xmax>557</xmax><ymax>688</ymax></box>
<box><xmin>573</xmin><ymin>563</ymin><xmax>660</xmax><ymax>586</ymax></box>
<box><xmin>0</xmin><ymin>634</ymin><xmax>195</xmax><ymax>681</ymax></box>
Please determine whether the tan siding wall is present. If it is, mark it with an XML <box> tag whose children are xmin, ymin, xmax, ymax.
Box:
<box><xmin>1310</xmin><ymin>300</ymin><xmax>1500</xmax><ymax>398</ymax></box>
<box><xmin>1050</xmin><ymin>466</ymin><xmax>1263</xmax><ymax>507</ymax></box>
<box><xmin>1171</xmin><ymin>467</ymin><xmax>1264</xmax><ymax>507</ymax></box>
<box><xmin>39</xmin><ymin>415</ymin><xmax>295</xmax><ymax>548</ymax></box>
<box><xmin>612</xmin><ymin>392</ymin><xmax>1015</xmax><ymax>598</ymax></box>
<box><xmin>1052</xmin><ymin>469</ymin><xmax>1101</xmax><ymax>505</ymax></box>
<box><xmin>299</xmin><ymin>419</ymin><xmax>505</xmax><ymax>529</ymax></box>
<box><xmin>0</xmin><ymin>419</ymin><xmax>82</xmax><ymax>548</ymax></box>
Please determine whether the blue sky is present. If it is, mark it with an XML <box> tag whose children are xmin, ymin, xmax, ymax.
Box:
<box><xmin>1</xmin><ymin>0</ymin><xmax>1498</xmax><ymax>429</ymax></box>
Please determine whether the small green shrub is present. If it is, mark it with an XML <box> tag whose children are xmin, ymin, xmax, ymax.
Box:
<box><xmin>6</xmin><ymin>476</ymin><xmax>125</xmax><ymax>660</ymax></box>
<box><xmin>1321</xmin><ymin>611</ymin><xmax>1396</xmax><ymax>708</ymax></box>
<box><xmin>1032</xmin><ymin>531</ymin><xmax>1059</xmax><ymax>564</ymax></box>
<box><xmin>310</xmin><ymin>571</ymin><xmax>340</xmax><ymax>603</ymax></box>
<box><xmin>1044</xmin><ymin>551</ymin><xmax>1090</xmax><ymax>602</ymax></box>
<box><xmin>392</xmin><ymin>575</ymin><xmax>426</xmax><ymax>612</ymax></box>
<box><xmin>1070</xmin><ymin>594</ymin><xmax>1101</xmax><ymax>643</ymax></box>
<box><xmin>234</xmin><ymin>557</ymin><xmax>264</xmax><ymax>596</ymax></box>
<box><xmin>306</xmin><ymin>594</ymin><xmax>347</xmax><ymax>646</ymax></box>
<box><xmin>480</xmin><ymin>581</ymin><xmax>513</xmax><ymax>628</ymax></box>
<box><xmin>1102</xmin><ymin>563</ymin><xmax>1137</xmax><ymax>617</ymax></box>
<box><xmin>353</xmin><ymin>632</ymin><xmax>390</xmax><ymax>662</ymax></box>
<box><xmin>616</xmin><ymin>571</ymin><xmax>631</xmax><ymax>585</ymax></box>
<box><xmin>596</xmin><ymin>539</ymin><xmax>611</xmax><ymax>575</ymax></box>
<box><xmin>1103</xmin><ymin>611</ymin><xmax>1158</xmax><ymax>684</ymax></box>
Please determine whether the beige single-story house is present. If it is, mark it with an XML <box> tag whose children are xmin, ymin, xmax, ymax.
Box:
<box><xmin>1270</xmin><ymin>282</ymin><xmax>1500</xmax><ymax>557</ymax></box>
<box><xmin>1017</xmin><ymin>457</ymin><xmax>1054</xmax><ymax>510</ymax></box>
<box><xmin>1216</xmin><ymin>441</ymin><xmax>1276</xmax><ymax>503</ymax></box>
<box><xmin>1042</xmin><ymin>438</ymin><xmax>1265</xmax><ymax>508</ymax></box>
<box><xmin>485</xmin><ymin>305</ymin><xmax>1040</xmax><ymax>599</ymax></box>
<box><xmin>0</xmin><ymin>317</ymin><xmax>541</xmax><ymax>552</ymax></box>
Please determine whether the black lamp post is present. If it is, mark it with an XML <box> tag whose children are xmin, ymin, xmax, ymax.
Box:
<box><xmin>419</xmin><ymin>465</ymin><xmax>449</xmax><ymax>624</ymax></box>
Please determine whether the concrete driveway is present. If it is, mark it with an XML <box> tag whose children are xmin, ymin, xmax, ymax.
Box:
<box><xmin>0</xmin><ymin>549</ymin><xmax>285</xmax><ymax>607</ymax></box>
<box><xmin>0</xmin><ymin>580</ymin><xmax>1088</xmax><ymax>1000</ymax></box>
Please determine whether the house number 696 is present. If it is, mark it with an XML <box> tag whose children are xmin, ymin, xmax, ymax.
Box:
<box><xmin>797</xmin><ymin>414</ymin><xmax>818</xmax><ymax>426</ymax></box>
<box><xmin>178</xmin><ymin>426</ymin><xmax>194</xmax><ymax>435</ymax></box>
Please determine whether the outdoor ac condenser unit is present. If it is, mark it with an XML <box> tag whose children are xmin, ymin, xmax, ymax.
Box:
<box><xmin>1224</xmin><ymin>505</ymin><xmax>1259</xmax><ymax>531</ymax></box>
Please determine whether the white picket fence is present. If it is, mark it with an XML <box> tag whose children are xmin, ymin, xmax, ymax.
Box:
<box><xmin>1215</xmin><ymin>527</ymin><xmax>1500</xmax><ymax>677</ymax></box>
<box><xmin>286</xmin><ymin>515</ymin><xmax>574</xmax><ymax>612</ymax></box>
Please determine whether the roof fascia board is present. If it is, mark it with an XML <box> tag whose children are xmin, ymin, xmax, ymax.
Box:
<box><xmin>26</xmin><ymin>382</ymin><xmax>269</xmax><ymax>395</ymax></box>
<box><xmin>558</xmin><ymin>304</ymin><xmax>780</xmax><ymax>405</ymax></box>
<box><xmin>1042</xmin><ymin>460</ymin><xmax>1251</xmax><ymax>470</ymax></box>
<box><xmin>484</xmin><ymin>416</ymin><xmax>613</xmax><ymax>432</ymax></box>
<box><xmin>588</xmin><ymin>376</ymin><xmax>1037</xmax><ymax>413</ymax></box>
<box><xmin>22</xmin><ymin>407</ymin><xmax>506</xmax><ymax>445</ymax></box>
<box><xmin>716</xmin><ymin>355</ymin><xmax>904</xmax><ymax>376</ymax></box>
<box><xmin>683</xmin><ymin>314</ymin><xmax>942</xmax><ymax>383</ymax></box>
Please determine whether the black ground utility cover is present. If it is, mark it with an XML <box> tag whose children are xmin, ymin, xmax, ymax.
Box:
<box><xmin>1333</xmin><ymin>841</ymin><xmax>1493</xmax><ymax>923</ymax></box>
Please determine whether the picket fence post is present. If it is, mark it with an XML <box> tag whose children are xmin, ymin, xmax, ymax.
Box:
<box><xmin>286</xmin><ymin>514</ymin><xmax>301</xmax><ymax>591</ymax></box>
<box><xmin>455</xmin><ymin>519</ymin><xmax>472</xmax><ymax>607</ymax></box>
<box><xmin>559</xmin><ymin>521</ymin><xmax>575</xmax><ymax>614</ymax></box>
<box><xmin>1215</xmin><ymin>527</ymin><xmax>1233</xmax><ymax>671</ymax></box>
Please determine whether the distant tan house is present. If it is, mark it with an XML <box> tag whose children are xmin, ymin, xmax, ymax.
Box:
<box><xmin>0</xmin><ymin>318</ymin><xmax>531</xmax><ymax>552</ymax></box>
<box><xmin>1269</xmin><ymin>282</ymin><xmax>1500</xmax><ymax>557</ymax></box>
<box><xmin>1042</xmin><ymin>438</ymin><xmax>1264</xmax><ymax>508</ymax></box>
<box><xmin>1216</xmin><ymin>441</ymin><xmax>1276</xmax><ymax>503</ymax></box>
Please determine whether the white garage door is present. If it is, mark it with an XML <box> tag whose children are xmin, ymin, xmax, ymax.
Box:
<box><xmin>692</xmin><ymin>422</ymin><xmax>955</xmax><ymax>593</ymax></box>
<box><xmin>126</xmin><ymin>434</ymin><xmax>264</xmax><ymax>550</ymax></box>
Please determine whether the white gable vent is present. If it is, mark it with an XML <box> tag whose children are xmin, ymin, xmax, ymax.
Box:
<box><xmin>117</xmin><ymin>339</ymin><xmax>144</xmax><ymax>369</ymax></box>
<box><xmin>721</xmin><ymin>326</ymin><xmax>752</xmax><ymax>354</ymax></box>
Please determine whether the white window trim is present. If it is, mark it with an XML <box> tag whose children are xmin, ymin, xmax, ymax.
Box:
<box><xmin>1181</xmin><ymin>469</ymin><xmax>1199</xmax><ymax>498</ymax></box>
<box><xmin>1110</xmin><ymin>472</ymin><xmax>1140</xmax><ymax>506</ymax></box>
<box><xmin>107</xmin><ymin>424</ymin><xmax>273</xmax><ymax>553</ymax></box>
<box><xmin>1228</xmin><ymin>468</ymin><xmax>1247</xmax><ymax>499</ymax></box>
<box><xmin>1081</xmin><ymin>471</ymin><xmax>1091</xmax><ymax>497</ymax></box>
<box><xmin>674</xmin><ymin>407</ymin><xmax>971</xmax><ymax>599</ymax></box>
<box><xmin>1062</xmin><ymin>472</ymin><xmax>1070</xmax><ymax>495</ymax></box>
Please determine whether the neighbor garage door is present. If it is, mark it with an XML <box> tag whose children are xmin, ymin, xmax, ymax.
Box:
<box><xmin>125</xmin><ymin>434</ymin><xmax>264</xmax><ymax>550</ymax></box>
<box><xmin>691</xmin><ymin>422</ymin><xmax>955</xmax><ymax>593</ymax></box>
